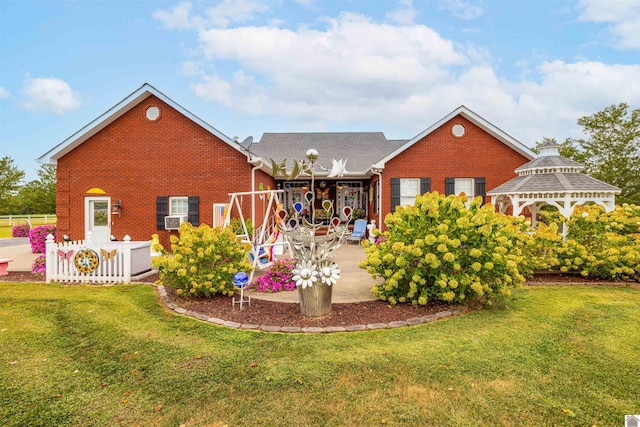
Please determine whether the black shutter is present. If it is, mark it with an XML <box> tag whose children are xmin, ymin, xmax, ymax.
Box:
<box><xmin>188</xmin><ymin>196</ymin><xmax>200</xmax><ymax>226</ymax></box>
<box><xmin>390</xmin><ymin>178</ymin><xmax>400</xmax><ymax>213</ymax></box>
<box><xmin>420</xmin><ymin>178</ymin><xmax>431</xmax><ymax>195</ymax></box>
<box><xmin>156</xmin><ymin>196</ymin><xmax>168</xmax><ymax>230</ymax></box>
<box><xmin>475</xmin><ymin>177</ymin><xmax>486</xmax><ymax>202</ymax></box>
<box><xmin>445</xmin><ymin>177</ymin><xmax>455</xmax><ymax>195</ymax></box>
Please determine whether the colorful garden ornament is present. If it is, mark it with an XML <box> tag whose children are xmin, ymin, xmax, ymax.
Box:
<box><xmin>232</xmin><ymin>271</ymin><xmax>250</xmax><ymax>309</ymax></box>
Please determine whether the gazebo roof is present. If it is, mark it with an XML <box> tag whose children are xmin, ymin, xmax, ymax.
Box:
<box><xmin>489</xmin><ymin>138</ymin><xmax>620</xmax><ymax>196</ymax></box>
<box><xmin>487</xmin><ymin>138</ymin><xmax>621</xmax><ymax>225</ymax></box>
<box><xmin>515</xmin><ymin>155</ymin><xmax>584</xmax><ymax>173</ymax></box>
<box><xmin>487</xmin><ymin>172</ymin><xmax>621</xmax><ymax>195</ymax></box>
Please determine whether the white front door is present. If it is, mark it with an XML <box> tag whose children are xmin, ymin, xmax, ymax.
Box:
<box><xmin>85</xmin><ymin>197</ymin><xmax>110</xmax><ymax>244</ymax></box>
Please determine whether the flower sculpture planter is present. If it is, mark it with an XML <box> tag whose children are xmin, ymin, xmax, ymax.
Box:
<box><xmin>273</xmin><ymin>149</ymin><xmax>353</xmax><ymax>318</ymax></box>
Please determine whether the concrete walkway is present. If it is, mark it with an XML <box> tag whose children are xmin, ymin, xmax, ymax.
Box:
<box><xmin>0</xmin><ymin>238</ymin><xmax>381</xmax><ymax>303</ymax></box>
<box><xmin>0</xmin><ymin>238</ymin><xmax>35</xmax><ymax>272</ymax></box>
<box><xmin>250</xmin><ymin>243</ymin><xmax>381</xmax><ymax>303</ymax></box>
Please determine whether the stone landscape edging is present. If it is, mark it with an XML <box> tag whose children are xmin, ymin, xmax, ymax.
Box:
<box><xmin>155</xmin><ymin>285</ymin><xmax>469</xmax><ymax>333</ymax></box>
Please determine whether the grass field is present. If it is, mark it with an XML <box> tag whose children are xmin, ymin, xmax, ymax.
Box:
<box><xmin>0</xmin><ymin>283</ymin><xmax>638</xmax><ymax>426</ymax></box>
<box><xmin>0</xmin><ymin>216</ymin><xmax>56</xmax><ymax>238</ymax></box>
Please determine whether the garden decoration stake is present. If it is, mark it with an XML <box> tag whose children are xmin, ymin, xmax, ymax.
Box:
<box><xmin>273</xmin><ymin>149</ymin><xmax>353</xmax><ymax>318</ymax></box>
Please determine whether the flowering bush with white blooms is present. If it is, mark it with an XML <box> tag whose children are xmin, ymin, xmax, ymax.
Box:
<box><xmin>525</xmin><ymin>204</ymin><xmax>640</xmax><ymax>280</ymax></box>
<box><xmin>152</xmin><ymin>223</ymin><xmax>253</xmax><ymax>297</ymax></box>
<box><xmin>360</xmin><ymin>192</ymin><xmax>533</xmax><ymax>305</ymax></box>
<box><xmin>497</xmin><ymin>203</ymin><xmax>640</xmax><ymax>281</ymax></box>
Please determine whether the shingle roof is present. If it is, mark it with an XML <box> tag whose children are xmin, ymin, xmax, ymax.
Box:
<box><xmin>487</xmin><ymin>172</ymin><xmax>621</xmax><ymax>194</ymax></box>
<box><xmin>38</xmin><ymin>83</ymin><xmax>241</xmax><ymax>165</ymax></box>
<box><xmin>515</xmin><ymin>155</ymin><xmax>584</xmax><ymax>172</ymax></box>
<box><xmin>251</xmin><ymin>132</ymin><xmax>407</xmax><ymax>175</ymax></box>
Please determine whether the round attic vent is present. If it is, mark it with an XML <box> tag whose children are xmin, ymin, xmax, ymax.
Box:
<box><xmin>146</xmin><ymin>106</ymin><xmax>160</xmax><ymax>121</ymax></box>
<box><xmin>452</xmin><ymin>124</ymin><xmax>465</xmax><ymax>137</ymax></box>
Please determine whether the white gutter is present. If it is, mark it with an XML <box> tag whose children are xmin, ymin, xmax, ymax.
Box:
<box><xmin>250</xmin><ymin>156</ymin><xmax>264</xmax><ymax>228</ymax></box>
<box><xmin>371</xmin><ymin>167</ymin><xmax>383</xmax><ymax>230</ymax></box>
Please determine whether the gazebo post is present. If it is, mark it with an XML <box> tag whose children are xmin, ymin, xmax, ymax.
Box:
<box><xmin>529</xmin><ymin>203</ymin><xmax>539</xmax><ymax>228</ymax></box>
<box><xmin>487</xmin><ymin>139</ymin><xmax>621</xmax><ymax>237</ymax></box>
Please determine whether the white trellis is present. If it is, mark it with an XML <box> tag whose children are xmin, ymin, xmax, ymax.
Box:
<box><xmin>223</xmin><ymin>189</ymin><xmax>292</xmax><ymax>282</ymax></box>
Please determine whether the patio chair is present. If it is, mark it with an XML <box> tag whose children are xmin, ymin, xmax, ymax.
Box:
<box><xmin>347</xmin><ymin>219</ymin><xmax>367</xmax><ymax>244</ymax></box>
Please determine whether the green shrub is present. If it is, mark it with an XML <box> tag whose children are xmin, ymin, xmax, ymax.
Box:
<box><xmin>568</xmin><ymin>204</ymin><xmax>640</xmax><ymax>243</ymax></box>
<box><xmin>360</xmin><ymin>192</ymin><xmax>533</xmax><ymax>305</ymax></box>
<box><xmin>564</xmin><ymin>204</ymin><xmax>640</xmax><ymax>280</ymax></box>
<box><xmin>152</xmin><ymin>223</ymin><xmax>253</xmax><ymax>298</ymax></box>
<box><xmin>229</xmin><ymin>218</ymin><xmax>254</xmax><ymax>237</ymax></box>
<box><xmin>526</xmin><ymin>204</ymin><xmax>640</xmax><ymax>280</ymax></box>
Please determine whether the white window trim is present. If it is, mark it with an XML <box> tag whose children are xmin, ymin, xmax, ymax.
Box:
<box><xmin>169</xmin><ymin>196</ymin><xmax>189</xmax><ymax>216</ymax></box>
<box><xmin>454</xmin><ymin>178</ymin><xmax>475</xmax><ymax>199</ymax></box>
<box><xmin>400</xmin><ymin>178</ymin><xmax>420</xmax><ymax>207</ymax></box>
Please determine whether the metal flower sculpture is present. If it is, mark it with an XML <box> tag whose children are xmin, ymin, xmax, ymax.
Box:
<box><xmin>272</xmin><ymin>149</ymin><xmax>353</xmax><ymax>318</ymax></box>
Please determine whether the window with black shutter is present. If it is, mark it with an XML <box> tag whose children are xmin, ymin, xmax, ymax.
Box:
<box><xmin>475</xmin><ymin>177</ymin><xmax>486</xmax><ymax>202</ymax></box>
<box><xmin>445</xmin><ymin>177</ymin><xmax>455</xmax><ymax>195</ymax></box>
<box><xmin>390</xmin><ymin>178</ymin><xmax>400</xmax><ymax>213</ymax></box>
<box><xmin>420</xmin><ymin>178</ymin><xmax>431</xmax><ymax>195</ymax></box>
<box><xmin>156</xmin><ymin>196</ymin><xmax>168</xmax><ymax>230</ymax></box>
<box><xmin>188</xmin><ymin>196</ymin><xmax>200</xmax><ymax>226</ymax></box>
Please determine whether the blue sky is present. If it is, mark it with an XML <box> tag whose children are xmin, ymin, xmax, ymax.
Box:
<box><xmin>1</xmin><ymin>0</ymin><xmax>639</xmax><ymax>181</ymax></box>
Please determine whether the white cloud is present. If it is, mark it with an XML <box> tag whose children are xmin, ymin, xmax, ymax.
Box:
<box><xmin>154</xmin><ymin>0</ymin><xmax>268</xmax><ymax>29</ymax></box>
<box><xmin>21</xmin><ymin>77</ymin><xmax>81</xmax><ymax>114</ymax></box>
<box><xmin>0</xmin><ymin>86</ymin><xmax>9</xmax><ymax>99</ymax></box>
<box><xmin>195</xmin><ymin>12</ymin><xmax>469</xmax><ymax>113</ymax></box>
<box><xmin>157</xmin><ymin>4</ymin><xmax>640</xmax><ymax>148</ymax></box>
<box><xmin>205</xmin><ymin>0</ymin><xmax>269</xmax><ymax>28</ymax></box>
<box><xmin>153</xmin><ymin>2</ymin><xmax>202</xmax><ymax>29</ymax></box>
<box><xmin>386</xmin><ymin>0</ymin><xmax>420</xmax><ymax>25</ymax></box>
<box><xmin>437</xmin><ymin>0</ymin><xmax>484</xmax><ymax>21</ymax></box>
<box><xmin>577</xmin><ymin>0</ymin><xmax>640</xmax><ymax>49</ymax></box>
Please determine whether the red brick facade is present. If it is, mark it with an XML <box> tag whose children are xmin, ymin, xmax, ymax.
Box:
<box><xmin>48</xmin><ymin>86</ymin><xmax>532</xmax><ymax>246</ymax></box>
<box><xmin>379</xmin><ymin>116</ymin><xmax>530</xmax><ymax>221</ymax></box>
<box><xmin>55</xmin><ymin>95</ymin><xmax>273</xmax><ymax>249</ymax></box>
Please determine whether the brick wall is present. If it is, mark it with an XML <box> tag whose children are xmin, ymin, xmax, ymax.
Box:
<box><xmin>55</xmin><ymin>95</ymin><xmax>264</xmax><ymax>249</ymax></box>
<box><xmin>380</xmin><ymin>115</ymin><xmax>530</xmax><ymax>225</ymax></box>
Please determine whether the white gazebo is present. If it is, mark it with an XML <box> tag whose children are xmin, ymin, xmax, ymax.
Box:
<box><xmin>488</xmin><ymin>140</ymin><xmax>621</xmax><ymax>229</ymax></box>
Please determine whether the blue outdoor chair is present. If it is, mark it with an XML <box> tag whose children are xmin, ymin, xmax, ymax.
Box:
<box><xmin>347</xmin><ymin>219</ymin><xmax>367</xmax><ymax>244</ymax></box>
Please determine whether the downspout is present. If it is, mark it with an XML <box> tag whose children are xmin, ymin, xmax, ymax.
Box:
<box><xmin>371</xmin><ymin>167</ymin><xmax>383</xmax><ymax>230</ymax></box>
<box><xmin>250</xmin><ymin>156</ymin><xmax>264</xmax><ymax>230</ymax></box>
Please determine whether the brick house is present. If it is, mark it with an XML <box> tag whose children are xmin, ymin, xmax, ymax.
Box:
<box><xmin>38</xmin><ymin>83</ymin><xmax>535</xmax><ymax>248</ymax></box>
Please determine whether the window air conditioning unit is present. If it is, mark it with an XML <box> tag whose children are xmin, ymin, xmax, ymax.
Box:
<box><xmin>164</xmin><ymin>215</ymin><xmax>188</xmax><ymax>230</ymax></box>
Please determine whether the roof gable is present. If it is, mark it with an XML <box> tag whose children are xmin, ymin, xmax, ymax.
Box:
<box><xmin>37</xmin><ymin>83</ymin><xmax>242</xmax><ymax>164</ymax></box>
<box><xmin>373</xmin><ymin>105</ymin><xmax>536</xmax><ymax>167</ymax></box>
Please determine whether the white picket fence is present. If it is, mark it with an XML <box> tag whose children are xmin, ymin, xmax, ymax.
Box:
<box><xmin>45</xmin><ymin>232</ymin><xmax>151</xmax><ymax>284</ymax></box>
<box><xmin>0</xmin><ymin>214</ymin><xmax>56</xmax><ymax>226</ymax></box>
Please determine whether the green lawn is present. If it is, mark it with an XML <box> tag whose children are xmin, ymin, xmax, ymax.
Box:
<box><xmin>0</xmin><ymin>217</ymin><xmax>56</xmax><ymax>238</ymax></box>
<box><xmin>1</xmin><ymin>283</ymin><xmax>638</xmax><ymax>426</ymax></box>
<box><xmin>0</xmin><ymin>226</ymin><xmax>15</xmax><ymax>238</ymax></box>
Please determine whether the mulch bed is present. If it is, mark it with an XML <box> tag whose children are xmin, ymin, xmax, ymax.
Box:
<box><xmin>162</xmin><ymin>285</ymin><xmax>454</xmax><ymax>328</ymax></box>
<box><xmin>2</xmin><ymin>271</ymin><xmax>637</xmax><ymax>328</ymax></box>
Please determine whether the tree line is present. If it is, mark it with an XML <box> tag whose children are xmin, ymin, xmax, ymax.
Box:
<box><xmin>0</xmin><ymin>103</ymin><xmax>637</xmax><ymax>215</ymax></box>
<box><xmin>537</xmin><ymin>103</ymin><xmax>639</xmax><ymax>205</ymax></box>
<box><xmin>0</xmin><ymin>159</ymin><xmax>56</xmax><ymax>215</ymax></box>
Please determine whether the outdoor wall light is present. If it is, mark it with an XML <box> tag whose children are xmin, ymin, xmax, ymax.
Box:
<box><xmin>112</xmin><ymin>200</ymin><xmax>122</xmax><ymax>214</ymax></box>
